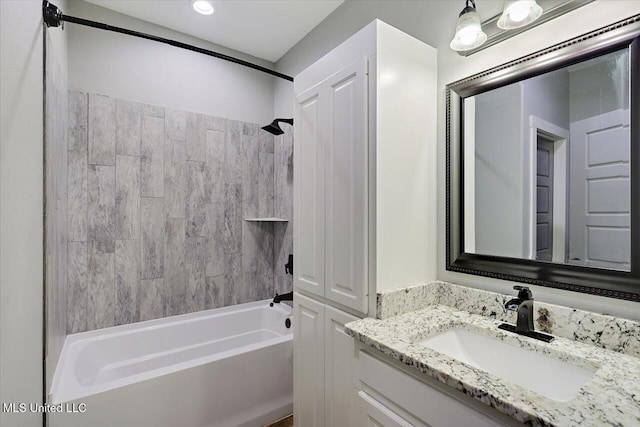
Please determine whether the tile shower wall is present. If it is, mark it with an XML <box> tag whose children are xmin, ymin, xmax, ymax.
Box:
<box><xmin>67</xmin><ymin>90</ymin><xmax>291</xmax><ymax>333</ymax></box>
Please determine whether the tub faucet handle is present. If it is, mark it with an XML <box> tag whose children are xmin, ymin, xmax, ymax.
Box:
<box><xmin>284</xmin><ymin>254</ymin><xmax>293</xmax><ymax>275</ymax></box>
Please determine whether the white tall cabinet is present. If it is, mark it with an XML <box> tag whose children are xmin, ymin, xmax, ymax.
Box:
<box><xmin>293</xmin><ymin>20</ymin><xmax>437</xmax><ymax>427</ymax></box>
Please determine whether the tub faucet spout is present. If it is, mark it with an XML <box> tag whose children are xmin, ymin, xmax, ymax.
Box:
<box><xmin>270</xmin><ymin>291</ymin><xmax>293</xmax><ymax>306</ymax></box>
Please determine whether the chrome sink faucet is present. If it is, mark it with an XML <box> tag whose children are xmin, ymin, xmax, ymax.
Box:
<box><xmin>499</xmin><ymin>286</ymin><xmax>554</xmax><ymax>343</ymax></box>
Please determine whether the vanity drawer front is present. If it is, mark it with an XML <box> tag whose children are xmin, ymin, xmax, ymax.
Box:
<box><xmin>357</xmin><ymin>391</ymin><xmax>414</xmax><ymax>427</ymax></box>
<box><xmin>357</xmin><ymin>351</ymin><xmax>509</xmax><ymax>427</ymax></box>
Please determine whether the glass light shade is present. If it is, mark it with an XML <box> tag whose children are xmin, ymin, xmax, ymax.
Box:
<box><xmin>497</xmin><ymin>0</ymin><xmax>543</xmax><ymax>29</ymax></box>
<box><xmin>450</xmin><ymin>6</ymin><xmax>488</xmax><ymax>52</ymax></box>
<box><xmin>191</xmin><ymin>0</ymin><xmax>214</xmax><ymax>15</ymax></box>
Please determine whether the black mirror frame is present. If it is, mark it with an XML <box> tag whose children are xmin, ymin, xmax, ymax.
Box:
<box><xmin>446</xmin><ymin>14</ymin><xmax>640</xmax><ymax>302</ymax></box>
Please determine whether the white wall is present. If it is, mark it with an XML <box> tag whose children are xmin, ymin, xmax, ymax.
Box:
<box><xmin>68</xmin><ymin>0</ymin><xmax>277</xmax><ymax>125</ymax></box>
<box><xmin>473</xmin><ymin>84</ymin><xmax>524</xmax><ymax>257</ymax></box>
<box><xmin>276</xmin><ymin>0</ymin><xmax>640</xmax><ymax>320</ymax></box>
<box><xmin>473</xmin><ymin>70</ymin><xmax>570</xmax><ymax>259</ymax></box>
<box><xmin>0</xmin><ymin>1</ymin><xmax>45</xmax><ymax>426</ymax></box>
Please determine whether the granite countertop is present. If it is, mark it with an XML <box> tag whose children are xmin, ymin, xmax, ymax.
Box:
<box><xmin>345</xmin><ymin>304</ymin><xmax>640</xmax><ymax>427</ymax></box>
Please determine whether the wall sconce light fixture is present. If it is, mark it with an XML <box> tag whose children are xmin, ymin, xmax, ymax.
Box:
<box><xmin>450</xmin><ymin>0</ymin><xmax>488</xmax><ymax>52</ymax></box>
<box><xmin>453</xmin><ymin>0</ymin><xmax>595</xmax><ymax>56</ymax></box>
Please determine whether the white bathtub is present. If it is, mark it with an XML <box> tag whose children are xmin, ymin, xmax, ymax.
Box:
<box><xmin>49</xmin><ymin>300</ymin><xmax>293</xmax><ymax>427</ymax></box>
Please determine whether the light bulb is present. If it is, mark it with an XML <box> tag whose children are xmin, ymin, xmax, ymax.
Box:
<box><xmin>458</xmin><ymin>28</ymin><xmax>478</xmax><ymax>46</ymax></box>
<box><xmin>508</xmin><ymin>2</ymin><xmax>530</xmax><ymax>22</ymax></box>
<box><xmin>497</xmin><ymin>0</ymin><xmax>543</xmax><ymax>29</ymax></box>
<box><xmin>450</xmin><ymin>3</ymin><xmax>487</xmax><ymax>52</ymax></box>
<box><xmin>191</xmin><ymin>0</ymin><xmax>214</xmax><ymax>15</ymax></box>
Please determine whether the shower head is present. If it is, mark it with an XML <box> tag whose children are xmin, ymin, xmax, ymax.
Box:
<box><xmin>261</xmin><ymin>118</ymin><xmax>293</xmax><ymax>136</ymax></box>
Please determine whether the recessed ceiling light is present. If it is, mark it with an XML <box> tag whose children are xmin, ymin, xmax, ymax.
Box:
<box><xmin>191</xmin><ymin>0</ymin><xmax>214</xmax><ymax>16</ymax></box>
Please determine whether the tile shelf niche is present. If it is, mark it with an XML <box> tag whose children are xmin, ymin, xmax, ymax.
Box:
<box><xmin>244</xmin><ymin>217</ymin><xmax>289</xmax><ymax>222</ymax></box>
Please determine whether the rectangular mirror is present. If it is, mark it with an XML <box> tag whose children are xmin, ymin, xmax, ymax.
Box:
<box><xmin>446</xmin><ymin>15</ymin><xmax>640</xmax><ymax>301</ymax></box>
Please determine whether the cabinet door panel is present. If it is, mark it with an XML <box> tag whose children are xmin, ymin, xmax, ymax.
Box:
<box><xmin>293</xmin><ymin>293</ymin><xmax>325</xmax><ymax>427</ymax></box>
<box><xmin>294</xmin><ymin>86</ymin><xmax>325</xmax><ymax>297</ymax></box>
<box><xmin>325</xmin><ymin>58</ymin><xmax>369</xmax><ymax>314</ymax></box>
<box><xmin>324</xmin><ymin>305</ymin><xmax>359</xmax><ymax>427</ymax></box>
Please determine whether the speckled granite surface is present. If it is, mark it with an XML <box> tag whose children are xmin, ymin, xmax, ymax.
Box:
<box><xmin>346</xmin><ymin>304</ymin><xmax>640</xmax><ymax>427</ymax></box>
<box><xmin>376</xmin><ymin>281</ymin><xmax>640</xmax><ymax>358</ymax></box>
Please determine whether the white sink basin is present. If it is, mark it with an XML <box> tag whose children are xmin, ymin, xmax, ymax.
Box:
<box><xmin>419</xmin><ymin>329</ymin><xmax>596</xmax><ymax>402</ymax></box>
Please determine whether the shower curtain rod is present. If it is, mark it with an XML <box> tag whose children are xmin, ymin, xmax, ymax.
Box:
<box><xmin>42</xmin><ymin>1</ymin><xmax>294</xmax><ymax>82</ymax></box>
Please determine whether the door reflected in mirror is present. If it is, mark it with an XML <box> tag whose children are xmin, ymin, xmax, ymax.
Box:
<box><xmin>464</xmin><ymin>49</ymin><xmax>630</xmax><ymax>271</ymax></box>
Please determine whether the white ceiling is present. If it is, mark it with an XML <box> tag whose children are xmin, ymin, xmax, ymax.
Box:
<box><xmin>84</xmin><ymin>0</ymin><xmax>345</xmax><ymax>63</ymax></box>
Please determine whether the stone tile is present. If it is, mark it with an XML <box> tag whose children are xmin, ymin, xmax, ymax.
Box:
<box><xmin>226</xmin><ymin>120</ymin><xmax>243</xmax><ymax>185</ymax></box>
<box><xmin>243</xmin><ymin>122</ymin><xmax>259</xmax><ymax>136</ymax></box>
<box><xmin>164</xmin><ymin>138</ymin><xmax>186</xmax><ymax>218</ymax></box>
<box><xmin>206</xmin><ymin>116</ymin><xmax>226</xmax><ymax>132</ymax></box>
<box><xmin>259</xmin><ymin>128</ymin><xmax>274</xmax><ymax>153</ymax></box>
<box><xmin>259</xmin><ymin>152</ymin><xmax>274</xmax><ymax>217</ymax></box>
<box><xmin>205</xmin><ymin>275</ymin><xmax>224</xmax><ymax>309</ymax></box>
<box><xmin>69</xmin><ymin>91</ymin><xmax>88</xmax><ymax>152</ymax></box>
<box><xmin>205</xmin><ymin>129</ymin><xmax>225</xmax><ymax>204</ymax></box>
<box><xmin>186</xmin><ymin>236</ymin><xmax>205</xmax><ymax>312</ymax></box>
<box><xmin>139</xmin><ymin>278</ymin><xmax>163</xmax><ymax>321</ymax></box>
<box><xmin>280</xmin><ymin>165</ymin><xmax>293</xmax><ymax>221</ymax></box>
<box><xmin>164</xmin><ymin>218</ymin><xmax>186</xmax><ymax>297</ymax></box>
<box><xmin>274</xmin><ymin>223</ymin><xmax>293</xmax><ymax>297</ymax></box>
<box><xmin>186</xmin><ymin>112</ymin><xmax>206</xmax><ymax>162</ymax></box>
<box><xmin>141</xmin><ymin>197</ymin><xmax>164</xmax><ymax>279</ymax></box>
<box><xmin>88</xmin><ymin>94</ymin><xmax>115</xmax><ymax>165</ymax></box>
<box><xmin>88</xmin><ymin>164</ymin><xmax>115</xmax><ymax>246</ymax></box>
<box><xmin>115</xmin><ymin>239</ymin><xmax>139</xmax><ymax>326</ymax></box>
<box><xmin>67</xmin><ymin>241</ymin><xmax>88</xmax><ymax>333</ymax></box>
<box><xmin>186</xmin><ymin>161</ymin><xmax>206</xmax><ymax>237</ymax></box>
<box><xmin>257</xmin><ymin>223</ymin><xmax>275</xmax><ymax>300</ymax></box>
<box><xmin>274</xmin><ymin>134</ymin><xmax>283</xmax><ymax>168</ymax></box>
<box><xmin>115</xmin><ymin>155</ymin><xmax>140</xmax><ymax>240</ymax></box>
<box><xmin>115</xmin><ymin>99</ymin><xmax>141</xmax><ymax>156</ymax></box>
<box><xmin>92</xmin><ymin>240</ymin><xmax>115</xmax><ymax>254</ymax></box>
<box><xmin>274</xmin><ymin>129</ymin><xmax>294</xmax><ymax>221</ymax></box>
<box><xmin>164</xmin><ymin>294</ymin><xmax>187</xmax><ymax>317</ymax></box>
<box><xmin>141</xmin><ymin>114</ymin><xmax>164</xmax><ymax>197</ymax></box>
<box><xmin>238</xmin><ymin>271</ymin><xmax>257</xmax><ymax>304</ymax></box>
<box><xmin>88</xmin><ymin>242</ymin><xmax>115</xmax><ymax>330</ymax></box>
<box><xmin>242</xmin><ymin>222</ymin><xmax>259</xmax><ymax>275</ymax></box>
<box><xmin>224</xmin><ymin>184</ymin><xmax>242</xmax><ymax>254</ymax></box>
<box><xmin>224</xmin><ymin>254</ymin><xmax>241</xmax><ymax>306</ymax></box>
<box><xmin>68</xmin><ymin>150</ymin><xmax>87</xmax><ymax>241</ymax></box>
<box><xmin>142</xmin><ymin>103</ymin><xmax>164</xmax><ymax>118</ymax></box>
<box><xmin>283</xmin><ymin>128</ymin><xmax>294</xmax><ymax>167</ymax></box>
<box><xmin>166</xmin><ymin>108</ymin><xmax>186</xmax><ymax>141</ymax></box>
<box><xmin>242</xmin><ymin>134</ymin><xmax>259</xmax><ymax>217</ymax></box>
<box><xmin>205</xmin><ymin>203</ymin><xmax>225</xmax><ymax>277</ymax></box>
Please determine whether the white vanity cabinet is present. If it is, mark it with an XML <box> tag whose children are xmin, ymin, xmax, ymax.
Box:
<box><xmin>355</xmin><ymin>348</ymin><xmax>518</xmax><ymax>427</ymax></box>
<box><xmin>293</xmin><ymin>19</ymin><xmax>437</xmax><ymax>427</ymax></box>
